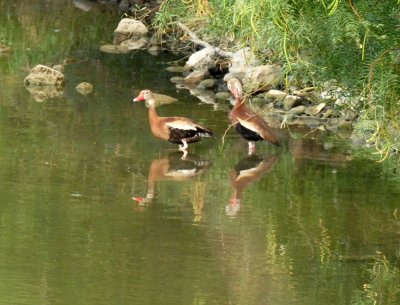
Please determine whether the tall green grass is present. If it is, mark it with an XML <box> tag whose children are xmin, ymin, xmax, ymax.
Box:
<box><xmin>154</xmin><ymin>0</ymin><xmax>400</xmax><ymax>160</ymax></box>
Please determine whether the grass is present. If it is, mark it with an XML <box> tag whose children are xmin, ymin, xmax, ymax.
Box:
<box><xmin>152</xmin><ymin>0</ymin><xmax>400</xmax><ymax>160</ymax></box>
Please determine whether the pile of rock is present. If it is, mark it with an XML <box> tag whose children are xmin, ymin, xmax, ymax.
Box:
<box><xmin>23</xmin><ymin>63</ymin><xmax>93</xmax><ymax>102</ymax></box>
<box><xmin>100</xmin><ymin>18</ymin><xmax>154</xmax><ymax>54</ymax></box>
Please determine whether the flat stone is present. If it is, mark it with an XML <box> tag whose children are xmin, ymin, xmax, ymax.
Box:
<box><xmin>152</xmin><ymin>93</ymin><xmax>177</xmax><ymax>105</ymax></box>
<box><xmin>170</xmin><ymin>76</ymin><xmax>184</xmax><ymax>83</ymax></box>
<box><xmin>184</xmin><ymin>70</ymin><xmax>208</xmax><ymax>84</ymax></box>
<box><xmin>100</xmin><ymin>44</ymin><xmax>129</xmax><ymax>54</ymax></box>
<box><xmin>215</xmin><ymin>91</ymin><xmax>231</xmax><ymax>100</ymax></box>
<box><xmin>147</xmin><ymin>46</ymin><xmax>161</xmax><ymax>56</ymax></box>
<box><xmin>283</xmin><ymin>95</ymin><xmax>301</xmax><ymax>110</ymax></box>
<box><xmin>289</xmin><ymin>105</ymin><xmax>306</xmax><ymax>115</ymax></box>
<box><xmin>305</xmin><ymin>103</ymin><xmax>326</xmax><ymax>116</ymax></box>
<box><xmin>322</xmin><ymin>108</ymin><xmax>334</xmax><ymax>118</ymax></box>
<box><xmin>165</xmin><ymin>66</ymin><xmax>188</xmax><ymax>73</ymax></box>
<box><xmin>197</xmin><ymin>79</ymin><xmax>216</xmax><ymax>89</ymax></box>
<box><xmin>264</xmin><ymin>89</ymin><xmax>287</xmax><ymax>101</ymax></box>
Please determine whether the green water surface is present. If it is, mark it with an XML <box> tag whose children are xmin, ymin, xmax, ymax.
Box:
<box><xmin>0</xmin><ymin>1</ymin><xmax>399</xmax><ymax>305</ymax></box>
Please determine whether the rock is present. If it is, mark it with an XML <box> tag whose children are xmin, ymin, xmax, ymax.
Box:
<box><xmin>76</xmin><ymin>82</ymin><xmax>93</xmax><ymax>95</ymax></box>
<box><xmin>120</xmin><ymin>37</ymin><xmax>148</xmax><ymax>50</ymax></box>
<box><xmin>228</xmin><ymin>47</ymin><xmax>260</xmax><ymax>79</ymax></box>
<box><xmin>63</xmin><ymin>58</ymin><xmax>83</xmax><ymax>65</ymax></box>
<box><xmin>24</xmin><ymin>64</ymin><xmax>65</xmax><ymax>87</ymax></box>
<box><xmin>0</xmin><ymin>44</ymin><xmax>12</xmax><ymax>54</ymax></box>
<box><xmin>338</xmin><ymin>119</ymin><xmax>353</xmax><ymax>129</ymax></box>
<box><xmin>293</xmin><ymin>87</ymin><xmax>316</xmax><ymax>96</ymax></box>
<box><xmin>152</xmin><ymin>93</ymin><xmax>177</xmax><ymax>105</ymax></box>
<box><xmin>149</xmin><ymin>33</ymin><xmax>162</xmax><ymax>46</ymax></box>
<box><xmin>170</xmin><ymin>76</ymin><xmax>184</xmax><ymax>83</ymax></box>
<box><xmin>184</xmin><ymin>70</ymin><xmax>208</xmax><ymax>84</ymax></box>
<box><xmin>113</xmin><ymin>18</ymin><xmax>148</xmax><ymax>45</ymax></box>
<box><xmin>283</xmin><ymin>95</ymin><xmax>301</xmax><ymax>110</ymax></box>
<box><xmin>264</xmin><ymin>89</ymin><xmax>287</xmax><ymax>101</ymax></box>
<box><xmin>73</xmin><ymin>0</ymin><xmax>93</xmax><ymax>12</ymax></box>
<box><xmin>242</xmin><ymin>65</ymin><xmax>282</xmax><ymax>92</ymax></box>
<box><xmin>322</xmin><ymin>108</ymin><xmax>334</xmax><ymax>118</ymax></box>
<box><xmin>305</xmin><ymin>103</ymin><xmax>326</xmax><ymax>116</ymax></box>
<box><xmin>147</xmin><ymin>46</ymin><xmax>161</xmax><ymax>56</ymax></box>
<box><xmin>165</xmin><ymin>66</ymin><xmax>188</xmax><ymax>73</ymax></box>
<box><xmin>289</xmin><ymin>105</ymin><xmax>306</xmax><ymax>115</ymax></box>
<box><xmin>186</xmin><ymin>47</ymin><xmax>216</xmax><ymax>70</ymax></box>
<box><xmin>197</xmin><ymin>79</ymin><xmax>216</xmax><ymax>89</ymax></box>
<box><xmin>215</xmin><ymin>91</ymin><xmax>231</xmax><ymax>100</ymax></box>
<box><xmin>100</xmin><ymin>44</ymin><xmax>129</xmax><ymax>54</ymax></box>
<box><xmin>52</xmin><ymin>64</ymin><xmax>64</xmax><ymax>73</ymax></box>
<box><xmin>25</xmin><ymin>86</ymin><xmax>64</xmax><ymax>102</ymax></box>
<box><xmin>189</xmin><ymin>89</ymin><xmax>217</xmax><ymax>107</ymax></box>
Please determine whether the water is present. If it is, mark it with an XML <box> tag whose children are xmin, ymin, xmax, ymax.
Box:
<box><xmin>1</xmin><ymin>1</ymin><xmax>399</xmax><ymax>305</ymax></box>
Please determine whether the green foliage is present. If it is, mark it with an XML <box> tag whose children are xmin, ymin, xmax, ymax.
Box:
<box><xmin>153</xmin><ymin>0</ymin><xmax>400</xmax><ymax>159</ymax></box>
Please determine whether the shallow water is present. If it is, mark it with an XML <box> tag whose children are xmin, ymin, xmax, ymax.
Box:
<box><xmin>0</xmin><ymin>1</ymin><xmax>399</xmax><ymax>305</ymax></box>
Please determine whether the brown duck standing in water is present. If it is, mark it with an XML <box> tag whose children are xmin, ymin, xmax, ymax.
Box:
<box><xmin>227</xmin><ymin>78</ymin><xmax>280</xmax><ymax>154</ymax></box>
<box><xmin>133</xmin><ymin>89</ymin><xmax>213</xmax><ymax>157</ymax></box>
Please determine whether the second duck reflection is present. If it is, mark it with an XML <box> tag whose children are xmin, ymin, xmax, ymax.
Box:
<box><xmin>132</xmin><ymin>151</ymin><xmax>279</xmax><ymax>218</ymax></box>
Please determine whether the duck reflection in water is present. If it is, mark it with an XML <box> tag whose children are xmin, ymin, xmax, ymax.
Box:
<box><xmin>227</xmin><ymin>154</ymin><xmax>279</xmax><ymax>216</ymax></box>
<box><xmin>132</xmin><ymin>151</ymin><xmax>213</xmax><ymax>206</ymax></box>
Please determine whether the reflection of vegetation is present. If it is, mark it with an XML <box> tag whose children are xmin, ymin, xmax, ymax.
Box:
<box><xmin>0</xmin><ymin>0</ymin><xmax>115</xmax><ymax>75</ymax></box>
<box><xmin>351</xmin><ymin>252</ymin><xmax>400</xmax><ymax>305</ymax></box>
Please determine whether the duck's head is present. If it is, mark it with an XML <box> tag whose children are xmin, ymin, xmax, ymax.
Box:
<box><xmin>227</xmin><ymin>78</ymin><xmax>244</xmax><ymax>100</ymax></box>
<box><xmin>133</xmin><ymin>89</ymin><xmax>156</xmax><ymax>107</ymax></box>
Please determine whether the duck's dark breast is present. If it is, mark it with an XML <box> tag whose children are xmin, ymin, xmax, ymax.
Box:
<box><xmin>235</xmin><ymin>123</ymin><xmax>263</xmax><ymax>141</ymax></box>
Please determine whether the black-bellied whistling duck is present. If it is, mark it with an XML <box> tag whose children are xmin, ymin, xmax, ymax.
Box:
<box><xmin>133</xmin><ymin>90</ymin><xmax>213</xmax><ymax>157</ymax></box>
<box><xmin>227</xmin><ymin>154</ymin><xmax>279</xmax><ymax>216</ymax></box>
<box><xmin>227</xmin><ymin>78</ymin><xmax>280</xmax><ymax>155</ymax></box>
<box><xmin>132</xmin><ymin>152</ymin><xmax>212</xmax><ymax>206</ymax></box>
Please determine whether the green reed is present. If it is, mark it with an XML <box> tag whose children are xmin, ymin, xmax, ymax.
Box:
<box><xmin>153</xmin><ymin>0</ymin><xmax>400</xmax><ymax>160</ymax></box>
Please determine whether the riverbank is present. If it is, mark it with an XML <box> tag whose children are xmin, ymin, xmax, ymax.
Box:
<box><xmin>76</xmin><ymin>1</ymin><xmax>400</xmax><ymax>161</ymax></box>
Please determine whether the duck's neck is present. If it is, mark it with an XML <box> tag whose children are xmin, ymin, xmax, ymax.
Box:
<box><xmin>148</xmin><ymin>100</ymin><xmax>159</xmax><ymax>121</ymax></box>
<box><xmin>233</xmin><ymin>96</ymin><xmax>246</xmax><ymax>110</ymax></box>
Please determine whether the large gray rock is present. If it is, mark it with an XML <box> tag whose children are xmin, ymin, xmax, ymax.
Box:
<box><xmin>120</xmin><ymin>37</ymin><xmax>149</xmax><ymax>50</ymax></box>
<box><xmin>242</xmin><ymin>65</ymin><xmax>282</xmax><ymax>92</ymax></box>
<box><xmin>227</xmin><ymin>47</ymin><xmax>260</xmax><ymax>79</ymax></box>
<box><xmin>24</xmin><ymin>64</ymin><xmax>65</xmax><ymax>87</ymax></box>
<box><xmin>186</xmin><ymin>47</ymin><xmax>216</xmax><ymax>70</ymax></box>
<box><xmin>113</xmin><ymin>18</ymin><xmax>148</xmax><ymax>45</ymax></box>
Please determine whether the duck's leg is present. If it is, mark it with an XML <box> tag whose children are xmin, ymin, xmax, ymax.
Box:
<box><xmin>248</xmin><ymin>141</ymin><xmax>256</xmax><ymax>155</ymax></box>
<box><xmin>179</xmin><ymin>140</ymin><xmax>189</xmax><ymax>159</ymax></box>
